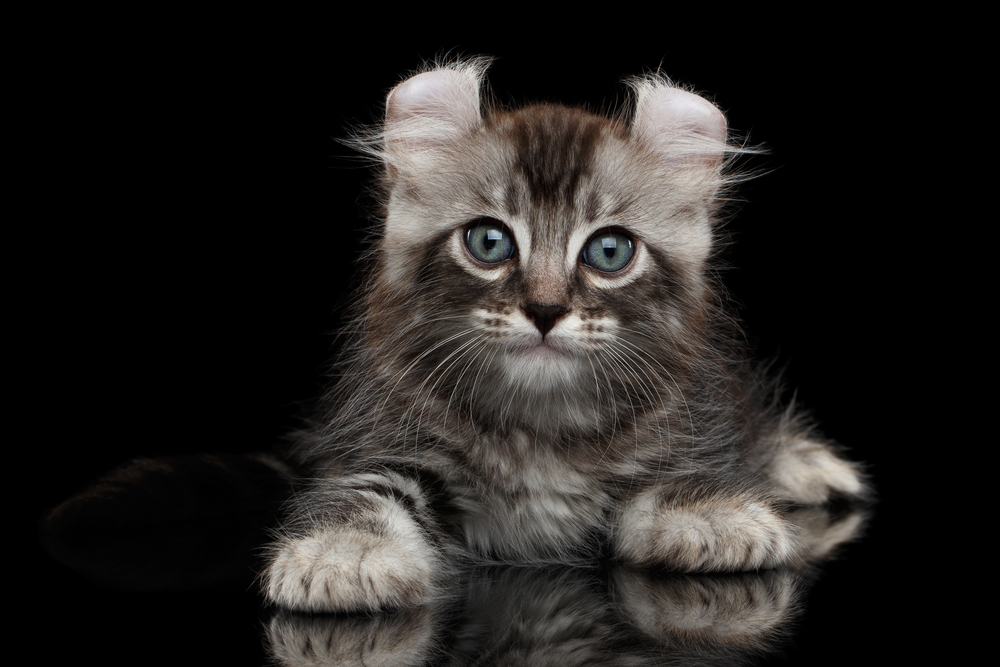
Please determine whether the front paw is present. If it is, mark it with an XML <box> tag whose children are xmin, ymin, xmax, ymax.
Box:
<box><xmin>265</xmin><ymin>524</ymin><xmax>438</xmax><ymax>613</ymax></box>
<box><xmin>616</xmin><ymin>490</ymin><xmax>800</xmax><ymax>572</ymax></box>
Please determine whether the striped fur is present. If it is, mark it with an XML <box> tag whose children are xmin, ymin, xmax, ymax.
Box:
<box><xmin>263</xmin><ymin>59</ymin><xmax>870</xmax><ymax>613</ymax></box>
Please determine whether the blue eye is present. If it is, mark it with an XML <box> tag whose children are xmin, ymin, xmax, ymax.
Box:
<box><xmin>465</xmin><ymin>219</ymin><xmax>515</xmax><ymax>264</ymax></box>
<box><xmin>582</xmin><ymin>230</ymin><xmax>635</xmax><ymax>273</ymax></box>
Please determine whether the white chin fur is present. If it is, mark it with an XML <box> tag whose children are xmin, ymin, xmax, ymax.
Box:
<box><xmin>501</xmin><ymin>346</ymin><xmax>582</xmax><ymax>391</ymax></box>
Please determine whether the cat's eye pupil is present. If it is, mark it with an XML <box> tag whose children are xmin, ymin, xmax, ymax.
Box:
<box><xmin>583</xmin><ymin>231</ymin><xmax>634</xmax><ymax>273</ymax></box>
<box><xmin>602</xmin><ymin>237</ymin><xmax>617</xmax><ymax>259</ymax></box>
<box><xmin>466</xmin><ymin>220</ymin><xmax>515</xmax><ymax>265</ymax></box>
<box><xmin>484</xmin><ymin>229</ymin><xmax>502</xmax><ymax>250</ymax></box>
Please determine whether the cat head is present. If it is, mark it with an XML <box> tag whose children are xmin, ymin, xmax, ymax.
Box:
<box><xmin>355</xmin><ymin>59</ymin><xmax>745</xmax><ymax>432</ymax></box>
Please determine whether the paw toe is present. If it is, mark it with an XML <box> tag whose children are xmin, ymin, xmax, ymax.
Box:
<box><xmin>266</xmin><ymin>527</ymin><xmax>436</xmax><ymax>612</ymax></box>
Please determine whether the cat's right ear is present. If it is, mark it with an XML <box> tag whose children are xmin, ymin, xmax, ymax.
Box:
<box><xmin>383</xmin><ymin>65</ymin><xmax>484</xmax><ymax>169</ymax></box>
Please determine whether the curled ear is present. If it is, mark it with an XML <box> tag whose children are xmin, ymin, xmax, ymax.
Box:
<box><xmin>630</xmin><ymin>79</ymin><xmax>727</xmax><ymax>169</ymax></box>
<box><xmin>383</xmin><ymin>62</ymin><xmax>486</xmax><ymax>160</ymax></box>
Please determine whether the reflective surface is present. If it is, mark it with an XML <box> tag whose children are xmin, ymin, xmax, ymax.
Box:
<box><xmin>267</xmin><ymin>566</ymin><xmax>804</xmax><ymax>666</ymax></box>
<box><xmin>263</xmin><ymin>506</ymin><xmax>867</xmax><ymax>666</ymax></box>
<box><xmin>39</xmin><ymin>463</ymin><xmax>868</xmax><ymax>666</ymax></box>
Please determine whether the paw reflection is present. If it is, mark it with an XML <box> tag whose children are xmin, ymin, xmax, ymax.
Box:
<box><xmin>268</xmin><ymin>606</ymin><xmax>438</xmax><ymax>666</ymax></box>
<box><xmin>265</xmin><ymin>506</ymin><xmax>867</xmax><ymax>665</ymax></box>
<box><xmin>267</xmin><ymin>566</ymin><xmax>804</xmax><ymax>666</ymax></box>
<box><xmin>612</xmin><ymin>568</ymin><xmax>801</xmax><ymax>650</ymax></box>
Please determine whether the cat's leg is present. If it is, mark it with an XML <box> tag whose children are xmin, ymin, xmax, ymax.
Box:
<box><xmin>765</xmin><ymin>434</ymin><xmax>868</xmax><ymax>505</ymax></box>
<box><xmin>614</xmin><ymin>485</ymin><xmax>801</xmax><ymax>572</ymax></box>
<box><xmin>264</xmin><ymin>470</ymin><xmax>453</xmax><ymax>613</ymax></box>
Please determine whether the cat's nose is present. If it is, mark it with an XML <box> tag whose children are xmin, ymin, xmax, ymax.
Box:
<box><xmin>521</xmin><ymin>303</ymin><xmax>569</xmax><ymax>337</ymax></box>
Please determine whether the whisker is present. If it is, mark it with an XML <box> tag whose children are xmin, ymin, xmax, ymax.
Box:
<box><xmin>411</xmin><ymin>334</ymin><xmax>488</xmax><ymax>447</ymax></box>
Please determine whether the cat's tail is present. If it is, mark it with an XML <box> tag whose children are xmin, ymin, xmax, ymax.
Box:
<box><xmin>39</xmin><ymin>452</ymin><xmax>296</xmax><ymax>591</ymax></box>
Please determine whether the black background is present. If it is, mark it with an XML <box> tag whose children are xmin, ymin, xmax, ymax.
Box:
<box><xmin>27</xmin><ymin>13</ymin><xmax>957</xmax><ymax>665</ymax></box>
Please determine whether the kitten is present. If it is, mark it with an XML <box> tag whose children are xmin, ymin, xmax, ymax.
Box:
<box><xmin>263</xmin><ymin>57</ymin><xmax>869</xmax><ymax>613</ymax></box>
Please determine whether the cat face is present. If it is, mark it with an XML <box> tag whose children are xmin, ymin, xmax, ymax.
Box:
<box><xmin>362</xmin><ymin>62</ymin><xmax>732</xmax><ymax>430</ymax></box>
<box><xmin>436</xmin><ymin>108</ymin><xmax>691</xmax><ymax>395</ymax></box>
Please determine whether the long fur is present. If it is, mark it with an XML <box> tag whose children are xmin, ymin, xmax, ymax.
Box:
<box><xmin>263</xmin><ymin>58</ymin><xmax>870</xmax><ymax>613</ymax></box>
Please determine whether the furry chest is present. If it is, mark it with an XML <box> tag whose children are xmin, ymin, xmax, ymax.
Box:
<box><xmin>458</xmin><ymin>447</ymin><xmax>610</xmax><ymax>559</ymax></box>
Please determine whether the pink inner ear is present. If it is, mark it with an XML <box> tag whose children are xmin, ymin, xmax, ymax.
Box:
<box><xmin>386</xmin><ymin>72</ymin><xmax>442</xmax><ymax>123</ymax></box>
<box><xmin>385</xmin><ymin>69</ymin><xmax>481</xmax><ymax>139</ymax></box>
<box><xmin>634</xmin><ymin>87</ymin><xmax>727</xmax><ymax>152</ymax></box>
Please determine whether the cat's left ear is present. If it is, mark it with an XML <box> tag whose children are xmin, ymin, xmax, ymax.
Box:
<box><xmin>382</xmin><ymin>62</ymin><xmax>485</xmax><ymax>168</ymax></box>
<box><xmin>630</xmin><ymin>81</ymin><xmax>727</xmax><ymax>170</ymax></box>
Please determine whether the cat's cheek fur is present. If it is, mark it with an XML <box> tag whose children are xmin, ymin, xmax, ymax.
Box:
<box><xmin>615</xmin><ymin>488</ymin><xmax>801</xmax><ymax>572</ymax></box>
<box><xmin>265</xmin><ymin>502</ymin><xmax>439</xmax><ymax>613</ymax></box>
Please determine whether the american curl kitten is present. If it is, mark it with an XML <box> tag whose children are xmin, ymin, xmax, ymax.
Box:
<box><xmin>264</xmin><ymin>58</ymin><xmax>869</xmax><ymax>613</ymax></box>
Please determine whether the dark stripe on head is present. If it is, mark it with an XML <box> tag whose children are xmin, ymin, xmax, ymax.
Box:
<box><xmin>501</xmin><ymin>104</ymin><xmax>608</xmax><ymax>209</ymax></box>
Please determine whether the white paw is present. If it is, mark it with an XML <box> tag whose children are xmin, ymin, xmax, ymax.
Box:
<box><xmin>265</xmin><ymin>523</ymin><xmax>437</xmax><ymax>613</ymax></box>
<box><xmin>769</xmin><ymin>438</ymin><xmax>866</xmax><ymax>504</ymax></box>
<box><xmin>617</xmin><ymin>491</ymin><xmax>800</xmax><ymax>571</ymax></box>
